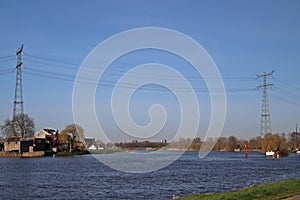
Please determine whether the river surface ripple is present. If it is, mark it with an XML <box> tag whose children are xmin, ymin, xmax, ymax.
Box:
<box><xmin>0</xmin><ymin>151</ymin><xmax>299</xmax><ymax>199</ymax></box>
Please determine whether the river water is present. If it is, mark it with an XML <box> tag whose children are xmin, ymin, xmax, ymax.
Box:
<box><xmin>0</xmin><ymin>151</ymin><xmax>299</xmax><ymax>199</ymax></box>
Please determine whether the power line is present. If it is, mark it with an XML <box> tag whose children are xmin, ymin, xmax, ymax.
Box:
<box><xmin>270</xmin><ymin>90</ymin><xmax>300</xmax><ymax>106</ymax></box>
<box><xmin>0</xmin><ymin>71</ymin><xmax>14</xmax><ymax>76</ymax></box>
<box><xmin>24</xmin><ymin>65</ymin><xmax>255</xmax><ymax>86</ymax></box>
<box><xmin>23</xmin><ymin>69</ymin><xmax>253</xmax><ymax>93</ymax></box>
<box><xmin>0</xmin><ymin>68</ymin><xmax>14</xmax><ymax>73</ymax></box>
<box><xmin>273</xmin><ymin>77</ymin><xmax>300</xmax><ymax>91</ymax></box>
<box><xmin>24</xmin><ymin>53</ymin><xmax>79</xmax><ymax>66</ymax></box>
<box><xmin>0</xmin><ymin>55</ymin><xmax>14</xmax><ymax>60</ymax></box>
<box><xmin>3</xmin><ymin>51</ymin><xmax>258</xmax><ymax>95</ymax></box>
<box><xmin>20</xmin><ymin>53</ymin><xmax>256</xmax><ymax>94</ymax></box>
<box><xmin>23</xmin><ymin>58</ymin><xmax>78</xmax><ymax>71</ymax></box>
<box><xmin>23</xmin><ymin>53</ymin><xmax>255</xmax><ymax>81</ymax></box>
<box><xmin>277</xmin><ymin>88</ymin><xmax>300</xmax><ymax>99</ymax></box>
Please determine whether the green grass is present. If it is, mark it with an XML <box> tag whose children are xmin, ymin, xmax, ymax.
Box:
<box><xmin>53</xmin><ymin>148</ymin><xmax>125</xmax><ymax>156</ymax></box>
<box><xmin>88</xmin><ymin>148</ymin><xmax>126</xmax><ymax>154</ymax></box>
<box><xmin>55</xmin><ymin>151</ymin><xmax>89</xmax><ymax>156</ymax></box>
<box><xmin>180</xmin><ymin>178</ymin><xmax>300</xmax><ymax>200</ymax></box>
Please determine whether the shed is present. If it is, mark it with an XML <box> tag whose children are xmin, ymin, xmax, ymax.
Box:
<box><xmin>4</xmin><ymin>136</ymin><xmax>21</xmax><ymax>152</ymax></box>
<box><xmin>20</xmin><ymin>139</ymin><xmax>34</xmax><ymax>153</ymax></box>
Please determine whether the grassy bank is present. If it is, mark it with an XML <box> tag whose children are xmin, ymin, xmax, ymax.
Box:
<box><xmin>180</xmin><ymin>178</ymin><xmax>300</xmax><ymax>200</ymax></box>
<box><xmin>53</xmin><ymin>148</ymin><xmax>126</xmax><ymax>156</ymax></box>
<box><xmin>55</xmin><ymin>151</ymin><xmax>89</xmax><ymax>156</ymax></box>
<box><xmin>88</xmin><ymin>148</ymin><xmax>126</xmax><ymax>154</ymax></box>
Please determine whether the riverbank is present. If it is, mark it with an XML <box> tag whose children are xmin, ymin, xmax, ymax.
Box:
<box><xmin>88</xmin><ymin>148</ymin><xmax>126</xmax><ymax>154</ymax></box>
<box><xmin>179</xmin><ymin>178</ymin><xmax>300</xmax><ymax>200</ymax></box>
<box><xmin>55</xmin><ymin>148</ymin><xmax>125</xmax><ymax>156</ymax></box>
<box><xmin>0</xmin><ymin>151</ymin><xmax>44</xmax><ymax>157</ymax></box>
<box><xmin>0</xmin><ymin>148</ymin><xmax>128</xmax><ymax>157</ymax></box>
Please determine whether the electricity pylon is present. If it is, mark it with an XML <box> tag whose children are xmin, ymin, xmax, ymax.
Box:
<box><xmin>256</xmin><ymin>70</ymin><xmax>274</xmax><ymax>137</ymax></box>
<box><xmin>13</xmin><ymin>44</ymin><xmax>24</xmax><ymax>119</ymax></box>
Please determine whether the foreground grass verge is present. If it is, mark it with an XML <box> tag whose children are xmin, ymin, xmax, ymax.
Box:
<box><xmin>180</xmin><ymin>178</ymin><xmax>300</xmax><ymax>200</ymax></box>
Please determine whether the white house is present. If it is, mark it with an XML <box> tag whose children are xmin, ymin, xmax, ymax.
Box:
<box><xmin>35</xmin><ymin>129</ymin><xmax>58</xmax><ymax>138</ymax></box>
<box><xmin>88</xmin><ymin>144</ymin><xmax>97</xmax><ymax>150</ymax></box>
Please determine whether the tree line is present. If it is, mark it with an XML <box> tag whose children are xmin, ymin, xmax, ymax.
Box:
<box><xmin>166</xmin><ymin>132</ymin><xmax>300</xmax><ymax>154</ymax></box>
<box><xmin>1</xmin><ymin>114</ymin><xmax>299</xmax><ymax>155</ymax></box>
<box><xmin>115</xmin><ymin>140</ymin><xmax>167</xmax><ymax>149</ymax></box>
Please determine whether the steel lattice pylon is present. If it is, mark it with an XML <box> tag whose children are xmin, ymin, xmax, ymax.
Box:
<box><xmin>13</xmin><ymin>44</ymin><xmax>24</xmax><ymax>119</ymax></box>
<box><xmin>256</xmin><ymin>70</ymin><xmax>274</xmax><ymax>137</ymax></box>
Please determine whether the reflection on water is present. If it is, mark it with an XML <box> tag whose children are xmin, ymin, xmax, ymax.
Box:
<box><xmin>0</xmin><ymin>151</ymin><xmax>299</xmax><ymax>199</ymax></box>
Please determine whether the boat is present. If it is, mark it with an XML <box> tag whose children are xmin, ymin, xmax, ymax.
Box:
<box><xmin>266</xmin><ymin>151</ymin><xmax>275</xmax><ymax>156</ymax></box>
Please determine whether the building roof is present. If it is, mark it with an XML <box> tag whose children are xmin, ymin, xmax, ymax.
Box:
<box><xmin>88</xmin><ymin>144</ymin><xmax>97</xmax><ymax>150</ymax></box>
<box><xmin>34</xmin><ymin>129</ymin><xmax>52</xmax><ymax>139</ymax></box>
<box><xmin>4</xmin><ymin>136</ymin><xmax>21</xmax><ymax>142</ymax></box>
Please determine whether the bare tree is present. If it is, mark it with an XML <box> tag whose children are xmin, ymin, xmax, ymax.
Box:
<box><xmin>290</xmin><ymin>132</ymin><xmax>300</xmax><ymax>151</ymax></box>
<box><xmin>1</xmin><ymin>114</ymin><xmax>35</xmax><ymax>138</ymax></box>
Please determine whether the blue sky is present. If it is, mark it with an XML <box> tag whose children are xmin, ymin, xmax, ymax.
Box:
<box><xmin>0</xmin><ymin>0</ymin><xmax>299</xmax><ymax>141</ymax></box>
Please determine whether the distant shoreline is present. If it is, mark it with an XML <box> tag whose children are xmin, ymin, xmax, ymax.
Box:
<box><xmin>1</xmin><ymin>148</ymin><xmax>297</xmax><ymax>158</ymax></box>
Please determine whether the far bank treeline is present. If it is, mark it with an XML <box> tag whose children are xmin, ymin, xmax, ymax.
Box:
<box><xmin>115</xmin><ymin>133</ymin><xmax>300</xmax><ymax>155</ymax></box>
<box><xmin>1</xmin><ymin>114</ymin><xmax>300</xmax><ymax>155</ymax></box>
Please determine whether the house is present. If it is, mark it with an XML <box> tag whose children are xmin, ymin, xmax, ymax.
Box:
<box><xmin>88</xmin><ymin>144</ymin><xmax>98</xmax><ymax>150</ymax></box>
<box><xmin>34</xmin><ymin>129</ymin><xmax>52</xmax><ymax>138</ymax></box>
<box><xmin>85</xmin><ymin>138</ymin><xmax>95</xmax><ymax>149</ymax></box>
<box><xmin>34</xmin><ymin>129</ymin><xmax>58</xmax><ymax>153</ymax></box>
<box><xmin>85</xmin><ymin>138</ymin><xmax>104</xmax><ymax>150</ymax></box>
<box><xmin>35</xmin><ymin>129</ymin><xmax>57</xmax><ymax>139</ymax></box>
<box><xmin>34</xmin><ymin>129</ymin><xmax>58</xmax><ymax>143</ymax></box>
<box><xmin>34</xmin><ymin>138</ymin><xmax>46</xmax><ymax>151</ymax></box>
